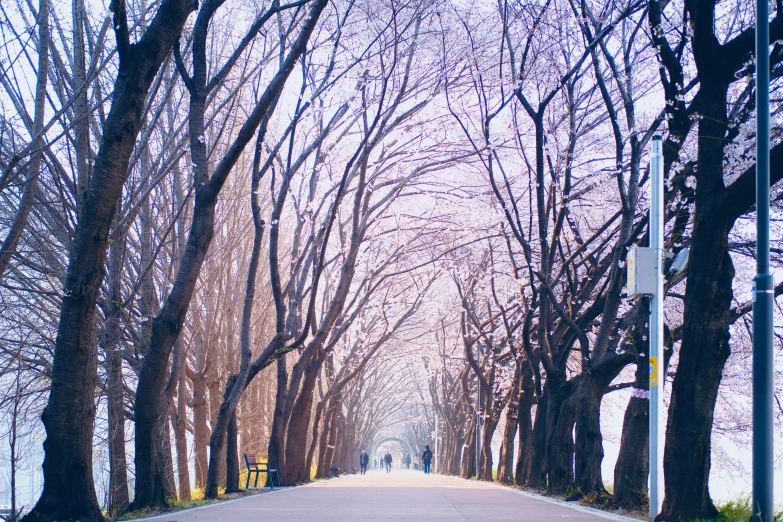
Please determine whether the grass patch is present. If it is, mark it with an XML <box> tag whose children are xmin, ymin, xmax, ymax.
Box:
<box><xmin>168</xmin><ymin>498</ymin><xmax>216</xmax><ymax>509</ymax></box>
<box><xmin>695</xmin><ymin>497</ymin><xmax>783</xmax><ymax>522</ymax></box>
<box><xmin>578</xmin><ymin>490</ymin><xmax>611</xmax><ymax>508</ymax></box>
<box><xmin>111</xmin><ymin>476</ymin><xmax>272</xmax><ymax>521</ymax></box>
<box><xmin>114</xmin><ymin>498</ymin><xmax>219</xmax><ymax>520</ymax></box>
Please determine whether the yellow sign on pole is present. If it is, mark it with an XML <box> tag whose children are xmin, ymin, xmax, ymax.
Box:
<box><xmin>650</xmin><ymin>356</ymin><xmax>659</xmax><ymax>386</ymax></box>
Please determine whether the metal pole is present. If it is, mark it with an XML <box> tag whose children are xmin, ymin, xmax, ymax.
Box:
<box><xmin>752</xmin><ymin>0</ymin><xmax>774</xmax><ymax>518</ymax></box>
<box><xmin>476</xmin><ymin>369</ymin><xmax>481</xmax><ymax>479</ymax></box>
<box><xmin>649</xmin><ymin>136</ymin><xmax>665</xmax><ymax>521</ymax></box>
<box><xmin>435</xmin><ymin>413</ymin><xmax>439</xmax><ymax>474</ymax></box>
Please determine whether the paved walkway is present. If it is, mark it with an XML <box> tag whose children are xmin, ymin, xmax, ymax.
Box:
<box><xmin>133</xmin><ymin>470</ymin><xmax>636</xmax><ymax>521</ymax></box>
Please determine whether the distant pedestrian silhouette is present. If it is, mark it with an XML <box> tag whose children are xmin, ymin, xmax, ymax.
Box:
<box><xmin>359</xmin><ymin>451</ymin><xmax>369</xmax><ymax>474</ymax></box>
<box><xmin>384</xmin><ymin>452</ymin><xmax>393</xmax><ymax>472</ymax></box>
<box><xmin>422</xmin><ymin>445</ymin><xmax>433</xmax><ymax>474</ymax></box>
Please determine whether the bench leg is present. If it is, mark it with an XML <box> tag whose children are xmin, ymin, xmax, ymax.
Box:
<box><xmin>246</xmin><ymin>471</ymin><xmax>251</xmax><ymax>490</ymax></box>
<box><xmin>254</xmin><ymin>471</ymin><xmax>259</xmax><ymax>488</ymax></box>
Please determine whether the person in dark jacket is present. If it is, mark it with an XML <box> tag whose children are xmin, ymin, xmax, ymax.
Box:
<box><xmin>384</xmin><ymin>451</ymin><xmax>393</xmax><ymax>472</ymax></box>
<box><xmin>422</xmin><ymin>445</ymin><xmax>433</xmax><ymax>474</ymax></box>
<box><xmin>359</xmin><ymin>451</ymin><xmax>369</xmax><ymax>474</ymax></box>
<box><xmin>404</xmin><ymin>454</ymin><xmax>411</xmax><ymax>469</ymax></box>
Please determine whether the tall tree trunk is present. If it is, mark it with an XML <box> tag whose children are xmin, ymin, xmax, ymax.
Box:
<box><xmin>543</xmin><ymin>374</ymin><xmax>575</xmax><ymax>493</ymax></box>
<box><xmin>26</xmin><ymin>3</ymin><xmax>195</xmax><ymax>518</ymax></box>
<box><xmin>157</xmin><ymin>409</ymin><xmax>177</xmax><ymax>499</ymax></box>
<box><xmin>103</xmin><ymin>225</ymin><xmax>130</xmax><ymax>515</ymax></box>
<box><xmin>514</xmin><ymin>364</ymin><xmax>534</xmax><ymax>486</ymax></box>
<box><xmin>170</xmin><ymin>146</ymin><xmax>191</xmax><ymax>502</ymax></box>
<box><xmin>548</xmin><ymin>393</ymin><xmax>577</xmax><ymax>493</ymax></box>
<box><xmin>305</xmin><ymin>400</ymin><xmax>326</xmax><ymax>477</ymax></box>
<box><xmin>445</xmin><ymin>429</ymin><xmax>458</xmax><ymax>475</ymax></box>
<box><xmin>497</xmin><ymin>364</ymin><xmax>521</xmax><ymax>483</ymax></box>
<box><xmin>451</xmin><ymin>429</ymin><xmax>464</xmax><ymax>475</ymax></box>
<box><xmin>190</xmin><ymin>367</ymin><xmax>210</xmax><ymax>490</ymax></box>
<box><xmin>173</xmin><ymin>368</ymin><xmax>191</xmax><ymax>501</ymax></box>
<box><xmin>225</xmin><ymin>410</ymin><xmax>240</xmax><ymax>493</ymax></box>
<box><xmin>658</xmin><ymin>93</ymin><xmax>735</xmax><ymax>521</ymax></box>
<box><xmin>612</xmin><ymin>360</ymin><xmax>649</xmax><ymax>509</ymax></box>
<box><xmin>460</xmin><ymin>416</ymin><xmax>476</xmax><ymax>479</ymax></box>
<box><xmin>267</xmin><ymin>355</ymin><xmax>289</xmax><ymax>479</ymax></box>
<box><xmin>282</xmin><ymin>350</ymin><xmax>326</xmax><ymax>484</ymax></box>
<box><xmin>526</xmin><ymin>383</ymin><xmax>549</xmax><ymax>488</ymax></box>
<box><xmin>480</xmin><ymin>414</ymin><xmax>499</xmax><ymax>481</ymax></box>
<box><xmin>316</xmin><ymin>406</ymin><xmax>337</xmax><ymax>478</ymax></box>
<box><xmin>571</xmin><ymin>372</ymin><xmax>615</xmax><ymax>498</ymax></box>
<box><xmin>204</xmin><ymin>376</ymin><xmax>236</xmax><ymax>496</ymax></box>
<box><xmin>656</xmin><ymin>58</ymin><xmax>735</xmax><ymax>516</ymax></box>
<box><xmin>659</xmin><ymin>225</ymin><xmax>733</xmax><ymax>521</ymax></box>
<box><xmin>208</xmin><ymin>377</ymin><xmax>227</xmax><ymax>489</ymax></box>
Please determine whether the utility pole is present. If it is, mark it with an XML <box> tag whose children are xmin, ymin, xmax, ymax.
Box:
<box><xmin>476</xmin><ymin>369</ymin><xmax>481</xmax><ymax>479</ymax></box>
<box><xmin>752</xmin><ymin>0</ymin><xmax>774</xmax><ymax>518</ymax></box>
<box><xmin>434</xmin><ymin>413</ymin><xmax>439</xmax><ymax>474</ymax></box>
<box><xmin>649</xmin><ymin>136</ymin><xmax>664</xmax><ymax>520</ymax></box>
<box><xmin>627</xmin><ymin>137</ymin><xmax>664</xmax><ymax>520</ymax></box>
<box><xmin>475</xmin><ymin>344</ymin><xmax>483</xmax><ymax>479</ymax></box>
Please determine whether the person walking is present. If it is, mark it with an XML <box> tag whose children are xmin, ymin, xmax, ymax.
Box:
<box><xmin>414</xmin><ymin>457</ymin><xmax>419</xmax><ymax>471</ymax></box>
<box><xmin>405</xmin><ymin>454</ymin><xmax>411</xmax><ymax>469</ymax></box>
<box><xmin>422</xmin><ymin>445</ymin><xmax>433</xmax><ymax>475</ymax></box>
<box><xmin>359</xmin><ymin>451</ymin><xmax>369</xmax><ymax>475</ymax></box>
<box><xmin>384</xmin><ymin>451</ymin><xmax>393</xmax><ymax>473</ymax></box>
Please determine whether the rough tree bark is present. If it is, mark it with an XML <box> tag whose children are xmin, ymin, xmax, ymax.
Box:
<box><xmin>282</xmin><ymin>350</ymin><xmax>328</xmax><ymax>484</ymax></box>
<box><xmin>172</xmin><ymin>361</ymin><xmax>192</xmax><ymax>501</ymax></box>
<box><xmin>24</xmin><ymin>0</ymin><xmax>196</xmax><ymax>519</ymax></box>
<box><xmin>658</xmin><ymin>79</ymin><xmax>735</xmax><ymax>521</ymax></box>
<box><xmin>226</xmin><ymin>410</ymin><xmax>240</xmax><ymax>493</ymax></box>
<box><xmin>525</xmin><ymin>383</ymin><xmax>548</xmax><ymax>488</ymax></box>
<box><xmin>612</xmin><ymin>356</ymin><xmax>650</xmax><ymax>508</ymax></box>
<box><xmin>570</xmin><ymin>361</ymin><xmax>627</xmax><ymax>497</ymax></box>
<box><xmin>497</xmin><ymin>363</ymin><xmax>520</xmax><ymax>484</ymax></box>
<box><xmin>103</xmin><ymin>219</ymin><xmax>130</xmax><ymax>515</ymax></box>
<box><xmin>514</xmin><ymin>363</ymin><xmax>534</xmax><ymax>486</ymax></box>
<box><xmin>267</xmin><ymin>356</ymin><xmax>289</xmax><ymax>478</ymax></box>
<box><xmin>460</xmin><ymin>416</ymin><xmax>477</xmax><ymax>479</ymax></box>
<box><xmin>188</xmin><ymin>358</ymin><xmax>210</xmax><ymax>490</ymax></box>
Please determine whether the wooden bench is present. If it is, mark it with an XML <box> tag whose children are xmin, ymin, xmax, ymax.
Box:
<box><xmin>244</xmin><ymin>454</ymin><xmax>280</xmax><ymax>489</ymax></box>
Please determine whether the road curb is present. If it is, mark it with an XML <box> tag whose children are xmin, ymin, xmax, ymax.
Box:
<box><xmin>437</xmin><ymin>473</ymin><xmax>642</xmax><ymax>521</ymax></box>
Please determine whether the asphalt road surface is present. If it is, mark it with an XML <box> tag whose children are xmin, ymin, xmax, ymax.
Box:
<box><xmin>132</xmin><ymin>470</ymin><xmax>637</xmax><ymax>521</ymax></box>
